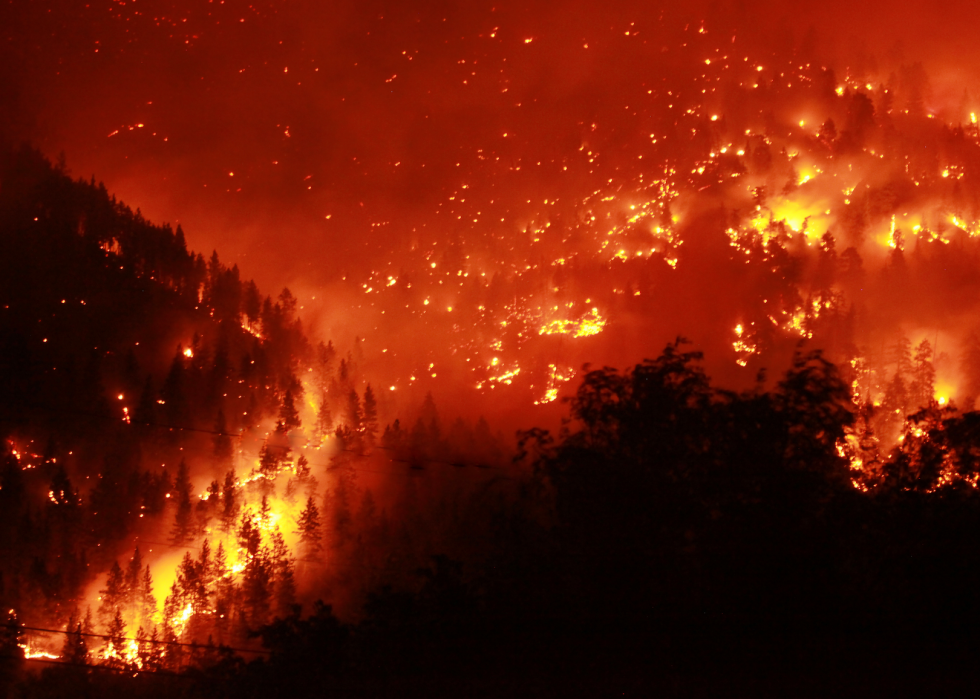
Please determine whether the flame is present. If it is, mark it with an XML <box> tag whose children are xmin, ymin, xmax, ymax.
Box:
<box><xmin>538</xmin><ymin>307</ymin><xmax>606</xmax><ymax>338</ymax></box>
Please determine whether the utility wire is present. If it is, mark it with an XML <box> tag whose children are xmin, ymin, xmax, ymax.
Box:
<box><xmin>19</xmin><ymin>624</ymin><xmax>271</xmax><ymax>656</ymax></box>
<box><xmin>1</xmin><ymin>652</ymin><xmax>195</xmax><ymax>677</ymax></box>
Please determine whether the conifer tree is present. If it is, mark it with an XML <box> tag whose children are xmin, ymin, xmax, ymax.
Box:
<box><xmin>83</xmin><ymin>606</ymin><xmax>94</xmax><ymax>636</ymax></box>
<box><xmin>960</xmin><ymin>329</ymin><xmax>980</xmax><ymax>409</ymax></box>
<box><xmin>221</xmin><ymin>468</ymin><xmax>239</xmax><ymax>531</ymax></box>
<box><xmin>279</xmin><ymin>389</ymin><xmax>301</xmax><ymax>431</ymax></box>
<box><xmin>125</xmin><ymin>547</ymin><xmax>143</xmax><ymax>608</ymax></box>
<box><xmin>362</xmin><ymin>384</ymin><xmax>379</xmax><ymax>444</ymax></box>
<box><xmin>259</xmin><ymin>494</ymin><xmax>271</xmax><ymax>526</ymax></box>
<box><xmin>171</xmin><ymin>459</ymin><xmax>194</xmax><ymax>544</ymax></box>
<box><xmin>213</xmin><ymin>409</ymin><xmax>233</xmax><ymax>462</ymax></box>
<box><xmin>98</xmin><ymin>561</ymin><xmax>126</xmax><ymax>631</ymax></box>
<box><xmin>161</xmin><ymin>347</ymin><xmax>190</xmax><ymax>429</ymax></box>
<box><xmin>910</xmin><ymin>339</ymin><xmax>936</xmax><ymax>407</ymax></box>
<box><xmin>104</xmin><ymin>608</ymin><xmax>127</xmax><ymax>666</ymax></box>
<box><xmin>62</xmin><ymin>617</ymin><xmax>88</xmax><ymax>665</ymax></box>
<box><xmin>345</xmin><ymin>389</ymin><xmax>362</xmax><ymax>433</ymax></box>
<box><xmin>269</xmin><ymin>527</ymin><xmax>296</xmax><ymax>617</ymax></box>
<box><xmin>315</xmin><ymin>391</ymin><xmax>332</xmax><ymax>442</ymax></box>
<box><xmin>138</xmin><ymin>565</ymin><xmax>157</xmax><ymax>632</ymax></box>
<box><xmin>296</xmin><ymin>496</ymin><xmax>322</xmax><ymax>558</ymax></box>
<box><xmin>241</xmin><ymin>548</ymin><xmax>272</xmax><ymax>629</ymax></box>
<box><xmin>133</xmin><ymin>375</ymin><xmax>157</xmax><ymax>429</ymax></box>
<box><xmin>48</xmin><ymin>465</ymin><xmax>79</xmax><ymax>507</ymax></box>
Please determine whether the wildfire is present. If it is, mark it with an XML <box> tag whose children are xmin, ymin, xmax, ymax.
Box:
<box><xmin>538</xmin><ymin>307</ymin><xmax>606</xmax><ymax>338</ymax></box>
<box><xmin>732</xmin><ymin>324</ymin><xmax>758</xmax><ymax>367</ymax></box>
<box><xmin>534</xmin><ymin>364</ymin><xmax>575</xmax><ymax>404</ymax></box>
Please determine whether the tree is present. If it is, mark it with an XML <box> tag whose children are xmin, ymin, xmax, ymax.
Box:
<box><xmin>98</xmin><ymin>561</ymin><xmax>126</xmax><ymax>632</ymax></box>
<box><xmin>960</xmin><ymin>330</ymin><xmax>980</xmax><ymax>410</ymax></box>
<box><xmin>62</xmin><ymin>620</ymin><xmax>88</xmax><ymax>665</ymax></box>
<box><xmin>221</xmin><ymin>469</ymin><xmax>239</xmax><ymax>531</ymax></box>
<box><xmin>171</xmin><ymin>459</ymin><xmax>194</xmax><ymax>544</ymax></box>
<box><xmin>161</xmin><ymin>347</ymin><xmax>190</xmax><ymax>430</ymax></box>
<box><xmin>241</xmin><ymin>547</ymin><xmax>272</xmax><ymax>629</ymax></box>
<box><xmin>259</xmin><ymin>494</ymin><xmax>272</xmax><ymax>526</ymax></box>
<box><xmin>315</xmin><ymin>391</ymin><xmax>333</xmax><ymax>443</ymax></box>
<box><xmin>242</xmin><ymin>279</ymin><xmax>261</xmax><ymax>329</ymax></box>
<box><xmin>893</xmin><ymin>333</ymin><xmax>913</xmax><ymax>378</ymax></box>
<box><xmin>296</xmin><ymin>496</ymin><xmax>322</xmax><ymax>559</ymax></box>
<box><xmin>138</xmin><ymin>565</ymin><xmax>157</xmax><ymax>632</ymax></box>
<box><xmin>345</xmin><ymin>389</ymin><xmax>362</xmax><ymax>434</ymax></box>
<box><xmin>125</xmin><ymin>547</ymin><xmax>143</xmax><ymax>609</ymax></box>
<box><xmin>270</xmin><ymin>528</ymin><xmax>296</xmax><ymax>617</ymax></box>
<box><xmin>910</xmin><ymin>339</ymin><xmax>936</xmax><ymax>408</ymax></box>
<box><xmin>48</xmin><ymin>465</ymin><xmax>79</xmax><ymax>507</ymax></box>
<box><xmin>103</xmin><ymin>608</ymin><xmax>127</xmax><ymax>667</ymax></box>
<box><xmin>213</xmin><ymin>409</ymin><xmax>233</xmax><ymax>463</ymax></box>
<box><xmin>279</xmin><ymin>389</ymin><xmax>301</xmax><ymax>432</ymax></box>
<box><xmin>362</xmin><ymin>384</ymin><xmax>379</xmax><ymax>444</ymax></box>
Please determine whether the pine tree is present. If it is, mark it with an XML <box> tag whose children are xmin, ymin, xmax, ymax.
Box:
<box><xmin>259</xmin><ymin>494</ymin><xmax>271</xmax><ymax>526</ymax></box>
<box><xmin>241</xmin><ymin>548</ymin><xmax>272</xmax><ymax>629</ymax></box>
<box><xmin>171</xmin><ymin>459</ymin><xmax>194</xmax><ymax>544</ymax></box>
<box><xmin>242</xmin><ymin>280</ymin><xmax>261</xmax><ymax>329</ymax></box>
<box><xmin>198</xmin><ymin>539</ymin><xmax>215</xmax><ymax>593</ymax></box>
<box><xmin>345</xmin><ymin>389</ymin><xmax>362</xmax><ymax>433</ymax></box>
<box><xmin>315</xmin><ymin>391</ymin><xmax>332</xmax><ymax>443</ymax></box>
<box><xmin>213</xmin><ymin>542</ymin><xmax>234</xmax><ymax>644</ymax></box>
<box><xmin>910</xmin><ymin>339</ymin><xmax>936</xmax><ymax>408</ymax></box>
<box><xmin>237</xmin><ymin>510</ymin><xmax>261</xmax><ymax>558</ymax></box>
<box><xmin>362</xmin><ymin>384</ymin><xmax>379</xmax><ymax>444</ymax></box>
<box><xmin>125</xmin><ymin>547</ymin><xmax>143</xmax><ymax>609</ymax></box>
<box><xmin>279</xmin><ymin>389</ymin><xmax>301</xmax><ymax>431</ymax></box>
<box><xmin>48</xmin><ymin>465</ymin><xmax>79</xmax><ymax>507</ymax></box>
<box><xmin>162</xmin><ymin>580</ymin><xmax>184</xmax><ymax>642</ymax></box>
<box><xmin>138</xmin><ymin>565</ymin><xmax>157</xmax><ymax>632</ymax></box>
<box><xmin>269</xmin><ymin>528</ymin><xmax>296</xmax><ymax>617</ymax></box>
<box><xmin>104</xmin><ymin>608</ymin><xmax>127</xmax><ymax>666</ymax></box>
<box><xmin>133</xmin><ymin>375</ymin><xmax>157</xmax><ymax>429</ymax></box>
<box><xmin>961</xmin><ymin>330</ymin><xmax>980</xmax><ymax>409</ymax></box>
<box><xmin>135</xmin><ymin>626</ymin><xmax>151</xmax><ymax>669</ymax></box>
<box><xmin>894</xmin><ymin>334</ymin><xmax>913</xmax><ymax>378</ymax></box>
<box><xmin>62</xmin><ymin>618</ymin><xmax>88</xmax><ymax>665</ymax></box>
<box><xmin>147</xmin><ymin>626</ymin><xmax>164</xmax><ymax>671</ymax></box>
<box><xmin>221</xmin><ymin>469</ymin><xmax>239</xmax><ymax>531</ymax></box>
<box><xmin>161</xmin><ymin>347</ymin><xmax>190</xmax><ymax>430</ymax></box>
<box><xmin>213</xmin><ymin>409</ymin><xmax>233</xmax><ymax>462</ymax></box>
<box><xmin>296</xmin><ymin>496</ymin><xmax>322</xmax><ymax>558</ymax></box>
<box><xmin>82</xmin><ymin>606</ymin><xmax>94</xmax><ymax>636</ymax></box>
<box><xmin>98</xmin><ymin>561</ymin><xmax>126</xmax><ymax>631</ymax></box>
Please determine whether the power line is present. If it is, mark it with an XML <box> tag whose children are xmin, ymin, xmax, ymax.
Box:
<box><xmin>2</xmin><ymin>652</ymin><xmax>194</xmax><ymax>678</ymax></box>
<box><xmin>19</xmin><ymin>624</ymin><xmax>271</xmax><ymax>656</ymax></box>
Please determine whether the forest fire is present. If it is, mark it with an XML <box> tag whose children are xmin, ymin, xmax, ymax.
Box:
<box><xmin>5</xmin><ymin>0</ymin><xmax>980</xmax><ymax>695</ymax></box>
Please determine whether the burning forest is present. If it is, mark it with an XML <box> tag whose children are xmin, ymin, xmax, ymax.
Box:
<box><xmin>3</xmin><ymin>0</ymin><xmax>980</xmax><ymax>696</ymax></box>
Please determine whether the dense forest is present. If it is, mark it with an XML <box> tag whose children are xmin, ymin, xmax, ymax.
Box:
<box><xmin>3</xmin><ymin>146</ymin><xmax>980</xmax><ymax>697</ymax></box>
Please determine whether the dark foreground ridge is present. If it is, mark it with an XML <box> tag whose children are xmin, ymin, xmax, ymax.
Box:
<box><xmin>7</xmin><ymin>343</ymin><xmax>980</xmax><ymax>697</ymax></box>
